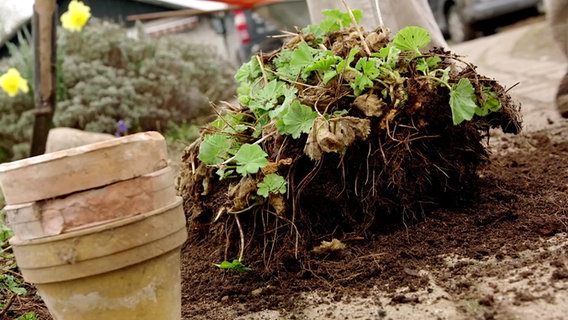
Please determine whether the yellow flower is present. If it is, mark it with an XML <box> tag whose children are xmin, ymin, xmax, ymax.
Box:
<box><xmin>0</xmin><ymin>68</ymin><xmax>29</xmax><ymax>97</ymax></box>
<box><xmin>60</xmin><ymin>0</ymin><xmax>91</xmax><ymax>32</ymax></box>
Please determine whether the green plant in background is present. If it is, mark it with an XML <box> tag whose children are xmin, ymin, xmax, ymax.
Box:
<box><xmin>0</xmin><ymin>209</ymin><xmax>31</xmax><ymax>316</ymax></box>
<box><xmin>0</xmin><ymin>18</ymin><xmax>237</xmax><ymax>162</ymax></box>
<box><xmin>16</xmin><ymin>313</ymin><xmax>38</xmax><ymax>320</ymax></box>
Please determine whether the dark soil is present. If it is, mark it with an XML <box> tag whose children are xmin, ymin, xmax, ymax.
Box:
<box><xmin>180</xmin><ymin>122</ymin><xmax>568</xmax><ymax>319</ymax></box>
<box><xmin>5</xmin><ymin>122</ymin><xmax>568</xmax><ymax>320</ymax></box>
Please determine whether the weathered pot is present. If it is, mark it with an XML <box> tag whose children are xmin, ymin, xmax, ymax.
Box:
<box><xmin>10</xmin><ymin>198</ymin><xmax>187</xmax><ymax>320</ymax></box>
<box><xmin>4</xmin><ymin>166</ymin><xmax>176</xmax><ymax>240</ymax></box>
<box><xmin>0</xmin><ymin>131</ymin><xmax>168</xmax><ymax>205</ymax></box>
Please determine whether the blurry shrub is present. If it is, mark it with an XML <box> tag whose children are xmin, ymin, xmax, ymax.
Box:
<box><xmin>0</xmin><ymin>19</ymin><xmax>237</xmax><ymax>161</ymax></box>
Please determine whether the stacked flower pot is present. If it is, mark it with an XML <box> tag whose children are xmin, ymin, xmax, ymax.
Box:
<box><xmin>0</xmin><ymin>131</ymin><xmax>187</xmax><ymax>320</ymax></box>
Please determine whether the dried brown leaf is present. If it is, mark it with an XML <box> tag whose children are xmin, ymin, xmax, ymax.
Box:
<box><xmin>304</xmin><ymin>116</ymin><xmax>371</xmax><ymax>160</ymax></box>
<box><xmin>353</xmin><ymin>93</ymin><xmax>387</xmax><ymax>117</ymax></box>
<box><xmin>313</xmin><ymin>238</ymin><xmax>347</xmax><ymax>255</ymax></box>
<box><xmin>227</xmin><ymin>176</ymin><xmax>258</xmax><ymax>212</ymax></box>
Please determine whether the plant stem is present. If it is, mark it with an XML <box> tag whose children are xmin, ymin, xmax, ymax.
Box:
<box><xmin>374</xmin><ymin>0</ymin><xmax>384</xmax><ymax>28</ymax></box>
<box><xmin>235</xmin><ymin>214</ymin><xmax>245</xmax><ymax>262</ymax></box>
<box><xmin>341</xmin><ymin>0</ymin><xmax>371</xmax><ymax>56</ymax></box>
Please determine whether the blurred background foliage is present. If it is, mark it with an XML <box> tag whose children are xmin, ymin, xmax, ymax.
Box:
<box><xmin>0</xmin><ymin>18</ymin><xmax>238</xmax><ymax>162</ymax></box>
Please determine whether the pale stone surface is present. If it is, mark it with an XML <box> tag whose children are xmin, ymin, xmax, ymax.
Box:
<box><xmin>0</xmin><ymin>131</ymin><xmax>168</xmax><ymax>205</ymax></box>
<box><xmin>46</xmin><ymin>128</ymin><xmax>115</xmax><ymax>153</ymax></box>
<box><xmin>4</xmin><ymin>167</ymin><xmax>176</xmax><ymax>240</ymax></box>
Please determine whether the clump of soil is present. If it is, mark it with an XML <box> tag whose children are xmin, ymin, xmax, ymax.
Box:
<box><xmin>179</xmin><ymin>123</ymin><xmax>568</xmax><ymax>320</ymax></box>
<box><xmin>177</xmin><ymin>18</ymin><xmax>521</xmax><ymax>276</ymax></box>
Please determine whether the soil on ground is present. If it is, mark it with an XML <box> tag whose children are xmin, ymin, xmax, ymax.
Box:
<box><xmin>180</xmin><ymin>121</ymin><xmax>568</xmax><ymax>320</ymax></box>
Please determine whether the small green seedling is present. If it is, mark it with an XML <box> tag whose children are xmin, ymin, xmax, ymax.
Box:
<box><xmin>257</xmin><ymin>174</ymin><xmax>287</xmax><ymax>198</ymax></box>
<box><xmin>214</xmin><ymin>259</ymin><xmax>251</xmax><ymax>273</ymax></box>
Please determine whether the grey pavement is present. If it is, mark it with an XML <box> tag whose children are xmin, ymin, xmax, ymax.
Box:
<box><xmin>451</xmin><ymin>18</ymin><xmax>568</xmax><ymax>132</ymax></box>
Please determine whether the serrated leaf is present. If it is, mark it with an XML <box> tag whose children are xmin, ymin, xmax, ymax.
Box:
<box><xmin>301</xmin><ymin>9</ymin><xmax>363</xmax><ymax>42</ymax></box>
<box><xmin>268</xmin><ymin>85</ymin><xmax>299</xmax><ymax>119</ymax></box>
<box><xmin>276</xmin><ymin>100</ymin><xmax>318</xmax><ymax>138</ymax></box>
<box><xmin>276</xmin><ymin>42</ymin><xmax>320</xmax><ymax>81</ymax></box>
<box><xmin>235</xmin><ymin>58</ymin><xmax>262</xmax><ymax>84</ymax></box>
<box><xmin>304</xmin><ymin>54</ymin><xmax>342</xmax><ymax>83</ymax></box>
<box><xmin>321</xmin><ymin>9</ymin><xmax>363</xmax><ymax>32</ymax></box>
<box><xmin>257</xmin><ymin>173</ymin><xmax>287</xmax><ymax>197</ymax></box>
<box><xmin>249</xmin><ymin>80</ymin><xmax>294</xmax><ymax>114</ymax></box>
<box><xmin>393</xmin><ymin>26</ymin><xmax>431</xmax><ymax>52</ymax></box>
<box><xmin>338</xmin><ymin>47</ymin><xmax>359</xmax><ymax>73</ymax></box>
<box><xmin>198</xmin><ymin>134</ymin><xmax>233</xmax><ymax>165</ymax></box>
<box><xmin>372</xmin><ymin>45</ymin><xmax>402</xmax><ymax>70</ymax></box>
<box><xmin>449</xmin><ymin>78</ymin><xmax>478</xmax><ymax>125</ymax></box>
<box><xmin>234</xmin><ymin>144</ymin><xmax>268</xmax><ymax>175</ymax></box>
<box><xmin>352</xmin><ymin>73</ymin><xmax>373</xmax><ymax>96</ymax></box>
<box><xmin>305</xmin><ymin>54</ymin><xmax>341</xmax><ymax>73</ymax></box>
<box><xmin>355</xmin><ymin>57</ymin><xmax>380</xmax><ymax>78</ymax></box>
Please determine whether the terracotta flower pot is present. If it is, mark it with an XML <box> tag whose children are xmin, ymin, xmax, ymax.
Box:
<box><xmin>0</xmin><ymin>131</ymin><xmax>186</xmax><ymax>320</ymax></box>
<box><xmin>10</xmin><ymin>199</ymin><xmax>187</xmax><ymax>320</ymax></box>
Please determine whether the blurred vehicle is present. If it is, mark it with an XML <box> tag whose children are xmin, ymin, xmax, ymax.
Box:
<box><xmin>428</xmin><ymin>0</ymin><xmax>542</xmax><ymax>43</ymax></box>
<box><xmin>233</xmin><ymin>8</ymin><xmax>283</xmax><ymax>64</ymax></box>
<box><xmin>232</xmin><ymin>0</ymin><xmax>310</xmax><ymax>64</ymax></box>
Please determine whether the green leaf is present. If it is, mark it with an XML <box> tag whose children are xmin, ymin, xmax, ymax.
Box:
<box><xmin>475</xmin><ymin>88</ymin><xmax>502</xmax><ymax>116</ymax></box>
<box><xmin>440</xmin><ymin>66</ymin><xmax>451</xmax><ymax>84</ymax></box>
<box><xmin>276</xmin><ymin>100</ymin><xmax>318</xmax><ymax>138</ymax></box>
<box><xmin>393</xmin><ymin>26</ymin><xmax>431</xmax><ymax>52</ymax></box>
<box><xmin>304</xmin><ymin>54</ymin><xmax>342</xmax><ymax>83</ymax></box>
<box><xmin>0</xmin><ymin>274</ymin><xmax>26</xmax><ymax>295</ymax></box>
<box><xmin>16</xmin><ymin>313</ymin><xmax>38</xmax><ymax>320</ymax></box>
<box><xmin>323</xmin><ymin>70</ymin><xmax>338</xmax><ymax>84</ymax></box>
<box><xmin>268</xmin><ymin>85</ymin><xmax>299</xmax><ymax>119</ymax></box>
<box><xmin>352</xmin><ymin>57</ymin><xmax>381</xmax><ymax>95</ymax></box>
<box><xmin>416</xmin><ymin>56</ymin><xmax>442</xmax><ymax>74</ymax></box>
<box><xmin>257</xmin><ymin>173</ymin><xmax>287</xmax><ymax>197</ymax></box>
<box><xmin>352</xmin><ymin>73</ymin><xmax>373</xmax><ymax>96</ymax></box>
<box><xmin>355</xmin><ymin>57</ymin><xmax>380</xmax><ymax>78</ymax></box>
<box><xmin>301</xmin><ymin>9</ymin><xmax>362</xmax><ymax>42</ymax></box>
<box><xmin>0</xmin><ymin>211</ymin><xmax>14</xmax><ymax>243</ymax></box>
<box><xmin>338</xmin><ymin>47</ymin><xmax>359</xmax><ymax>73</ymax></box>
<box><xmin>321</xmin><ymin>9</ymin><xmax>363</xmax><ymax>32</ymax></box>
<box><xmin>214</xmin><ymin>259</ymin><xmax>251</xmax><ymax>273</ymax></box>
<box><xmin>198</xmin><ymin>134</ymin><xmax>233</xmax><ymax>165</ymax></box>
<box><xmin>276</xmin><ymin>42</ymin><xmax>321</xmax><ymax>81</ymax></box>
<box><xmin>210</xmin><ymin>113</ymin><xmax>248</xmax><ymax>134</ymax></box>
<box><xmin>249</xmin><ymin>80</ymin><xmax>296</xmax><ymax>115</ymax></box>
<box><xmin>234</xmin><ymin>144</ymin><xmax>268</xmax><ymax>175</ymax></box>
<box><xmin>235</xmin><ymin>58</ymin><xmax>262</xmax><ymax>84</ymax></box>
<box><xmin>373</xmin><ymin>45</ymin><xmax>401</xmax><ymax>70</ymax></box>
<box><xmin>449</xmin><ymin>78</ymin><xmax>478</xmax><ymax>125</ymax></box>
<box><xmin>305</xmin><ymin>54</ymin><xmax>341</xmax><ymax>73</ymax></box>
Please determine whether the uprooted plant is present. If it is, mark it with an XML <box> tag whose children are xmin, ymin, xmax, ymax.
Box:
<box><xmin>178</xmin><ymin>9</ymin><xmax>521</xmax><ymax>272</ymax></box>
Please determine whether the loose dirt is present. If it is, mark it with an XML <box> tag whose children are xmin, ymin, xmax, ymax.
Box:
<box><xmin>180</xmin><ymin>122</ymin><xmax>568</xmax><ymax>320</ymax></box>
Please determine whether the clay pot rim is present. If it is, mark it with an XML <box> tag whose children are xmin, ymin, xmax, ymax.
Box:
<box><xmin>0</xmin><ymin>131</ymin><xmax>162</xmax><ymax>172</ymax></box>
<box><xmin>10</xmin><ymin>197</ymin><xmax>182</xmax><ymax>246</ymax></box>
